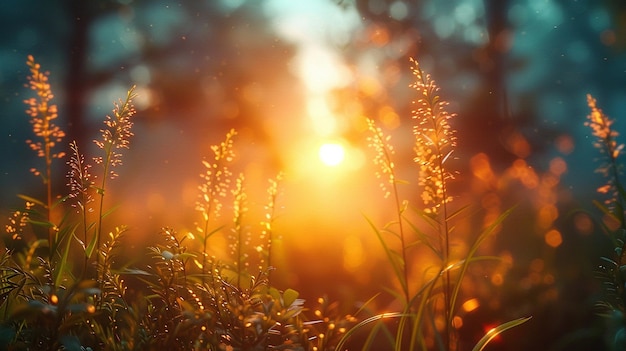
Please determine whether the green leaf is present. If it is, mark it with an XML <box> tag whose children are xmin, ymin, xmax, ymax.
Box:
<box><xmin>27</xmin><ymin>219</ymin><xmax>55</xmax><ymax>228</ymax></box>
<box><xmin>404</xmin><ymin>216</ymin><xmax>440</xmax><ymax>258</ymax></box>
<box><xmin>85</xmin><ymin>231</ymin><xmax>98</xmax><ymax>259</ymax></box>
<box><xmin>17</xmin><ymin>194</ymin><xmax>46</xmax><ymax>207</ymax></box>
<box><xmin>176</xmin><ymin>252</ymin><xmax>197</xmax><ymax>260</ymax></box>
<box><xmin>593</xmin><ymin>200</ymin><xmax>619</xmax><ymax>224</ymax></box>
<box><xmin>448</xmin><ymin>207</ymin><xmax>514</xmax><ymax>329</ymax></box>
<box><xmin>204</xmin><ymin>224</ymin><xmax>225</xmax><ymax>240</ymax></box>
<box><xmin>445</xmin><ymin>204</ymin><xmax>472</xmax><ymax>223</ymax></box>
<box><xmin>352</xmin><ymin>292</ymin><xmax>381</xmax><ymax>316</ymax></box>
<box><xmin>283</xmin><ymin>288</ymin><xmax>299</xmax><ymax>307</ymax></box>
<box><xmin>101</xmin><ymin>204</ymin><xmax>120</xmax><ymax>219</ymax></box>
<box><xmin>472</xmin><ymin>316</ymin><xmax>532</xmax><ymax>351</ymax></box>
<box><xmin>54</xmin><ymin>226</ymin><xmax>77</xmax><ymax>288</ymax></box>
<box><xmin>334</xmin><ymin>312</ymin><xmax>408</xmax><ymax>351</ymax></box>
<box><xmin>59</xmin><ymin>335</ymin><xmax>82</xmax><ymax>351</ymax></box>
<box><xmin>601</xmin><ymin>256</ymin><xmax>618</xmax><ymax>267</ymax></box>
<box><xmin>113</xmin><ymin>268</ymin><xmax>151</xmax><ymax>276</ymax></box>
<box><xmin>269</xmin><ymin>287</ymin><xmax>281</xmax><ymax>301</ymax></box>
<box><xmin>364</xmin><ymin>215</ymin><xmax>407</xmax><ymax>294</ymax></box>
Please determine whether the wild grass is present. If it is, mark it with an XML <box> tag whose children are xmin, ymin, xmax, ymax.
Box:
<box><xmin>23</xmin><ymin>55</ymin><xmax>66</xmax><ymax>257</ymax></box>
<box><xmin>9</xmin><ymin>40</ymin><xmax>624</xmax><ymax>351</ymax></box>
<box><xmin>346</xmin><ymin>58</ymin><xmax>530</xmax><ymax>351</ymax></box>
<box><xmin>9</xmin><ymin>51</ymin><xmax>606</xmax><ymax>351</ymax></box>
<box><xmin>1</xmin><ymin>56</ymin><xmax>359</xmax><ymax>351</ymax></box>
<box><xmin>585</xmin><ymin>94</ymin><xmax>626</xmax><ymax>350</ymax></box>
<box><xmin>0</xmin><ymin>54</ymin><xmax>536</xmax><ymax>351</ymax></box>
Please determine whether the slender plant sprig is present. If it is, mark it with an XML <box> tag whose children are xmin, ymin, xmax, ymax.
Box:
<box><xmin>410</xmin><ymin>58</ymin><xmax>457</xmax><ymax>220</ymax></box>
<box><xmin>145</xmin><ymin>228</ymin><xmax>196</xmax><ymax>346</ymax></box>
<box><xmin>195</xmin><ymin>129</ymin><xmax>236</xmax><ymax>287</ymax></box>
<box><xmin>23</xmin><ymin>55</ymin><xmax>66</xmax><ymax>253</ymax></box>
<box><xmin>410</xmin><ymin>57</ymin><xmax>457</xmax><ymax>350</ymax></box>
<box><xmin>98</xmin><ymin>226</ymin><xmax>128</xmax><ymax>303</ymax></box>
<box><xmin>5</xmin><ymin>202</ymin><xmax>35</xmax><ymax>242</ymax></box>
<box><xmin>586</xmin><ymin>95</ymin><xmax>626</xmax><ymax>349</ymax></box>
<box><xmin>586</xmin><ymin>94</ymin><xmax>625</xmax><ymax>228</ymax></box>
<box><xmin>66</xmin><ymin>140</ymin><xmax>95</xmax><ymax>274</ymax></box>
<box><xmin>366</xmin><ymin>118</ymin><xmax>410</xmax><ymax>305</ymax></box>
<box><xmin>260</xmin><ymin>172</ymin><xmax>283</xmax><ymax>286</ymax></box>
<box><xmin>230</xmin><ymin>173</ymin><xmax>249</xmax><ymax>290</ymax></box>
<box><xmin>366</xmin><ymin>59</ymin><xmax>512</xmax><ymax>351</ymax></box>
<box><xmin>92</xmin><ymin>86</ymin><xmax>137</xmax><ymax>270</ymax></box>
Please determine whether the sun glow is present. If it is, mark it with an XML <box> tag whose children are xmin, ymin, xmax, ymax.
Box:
<box><xmin>319</xmin><ymin>143</ymin><xmax>345</xmax><ymax>166</ymax></box>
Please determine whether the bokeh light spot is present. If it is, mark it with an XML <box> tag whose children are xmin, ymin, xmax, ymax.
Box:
<box><xmin>574</xmin><ymin>212</ymin><xmax>593</xmax><ymax>235</ymax></box>
<box><xmin>319</xmin><ymin>143</ymin><xmax>345</xmax><ymax>167</ymax></box>
<box><xmin>343</xmin><ymin>235</ymin><xmax>364</xmax><ymax>272</ymax></box>
<box><xmin>453</xmin><ymin>316</ymin><xmax>463</xmax><ymax>329</ymax></box>
<box><xmin>555</xmin><ymin>134</ymin><xmax>574</xmax><ymax>154</ymax></box>
<box><xmin>549</xmin><ymin>157</ymin><xmax>567</xmax><ymax>176</ymax></box>
<box><xmin>462</xmin><ymin>298</ymin><xmax>480</xmax><ymax>312</ymax></box>
<box><xmin>491</xmin><ymin>273</ymin><xmax>504</xmax><ymax>286</ymax></box>
<box><xmin>389</xmin><ymin>1</ymin><xmax>409</xmax><ymax>21</ymax></box>
<box><xmin>545</xmin><ymin>229</ymin><xmax>563</xmax><ymax>248</ymax></box>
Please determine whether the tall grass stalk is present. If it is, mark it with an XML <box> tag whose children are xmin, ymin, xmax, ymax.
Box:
<box><xmin>586</xmin><ymin>94</ymin><xmax>626</xmax><ymax>350</ymax></box>
<box><xmin>261</xmin><ymin>173</ymin><xmax>283</xmax><ymax>285</ymax></box>
<box><xmin>367</xmin><ymin>57</ymin><xmax>459</xmax><ymax>349</ymax></box>
<box><xmin>67</xmin><ymin>140</ymin><xmax>94</xmax><ymax>275</ymax></box>
<box><xmin>23</xmin><ymin>55</ymin><xmax>66</xmax><ymax>256</ymax></box>
<box><xmin>195</xmin><ymin>129</ymin><xmax>236</xmax><ymax>289</ymax></box>
<box><xmin>92</xmin><ymin>86</ymin><xmax>136</xmax><ymax>275</ymax></box>
<box><xmin>231</xmin><ymin>173</ymin><xmax>248</xmax><ymax>289</ymax></box>
<box><xmin>410</xmin><ymin>57</ymin><xmax>457</xmax><ymax>349</ymax></box>
<box><xmin>586</xmin><ymin>94</ymin><xmax>625</xmax><ymax>228</ymax></box>
<box><xmin>361</xmin><ymin>58</ymin><xmax>528</xmax><ymax>351</ymax></box>
<box><xmin>366</xmin><ymin>119</ymin><xmax>410</xmax><ymax>304</ymax></box>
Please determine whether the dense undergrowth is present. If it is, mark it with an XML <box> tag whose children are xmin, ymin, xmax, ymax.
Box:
<box><xmin>0</xmin><ymin>55</ymin><xmax>622</xmax><ymax>351</ymax></box>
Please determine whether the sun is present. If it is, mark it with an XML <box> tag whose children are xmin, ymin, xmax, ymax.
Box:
<box><xmin>318</xmin><ymin>143</ymin><xmax>345</xmax><ymax>167</ymax></box>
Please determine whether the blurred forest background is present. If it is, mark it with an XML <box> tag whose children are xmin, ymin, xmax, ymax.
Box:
<box><xmin>1</xmin><ymin>0</ymin><xmax>626</xmax><ymax>349</ymax></box>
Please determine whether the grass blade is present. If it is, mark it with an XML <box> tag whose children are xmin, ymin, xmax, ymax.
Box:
<box><xmin>54</xmin><ymin>225</ymin><xmax>77</xmax><ymax>288</ymax></box>
<box><xmin>334</xmin><ymin>312</ymin><xmax>407</xmax><ymax>351</ymax></box>
<box><xmin>472</xmin><ymin>316</ymin><xmax>532</xmax><ymax>351</ymax></box>
<box><xmin>448</xmin><ymin>207</ymin><xmax>514</xmax><ymax>330</ymax></box>
<box><xmin>364</xmin><ymin>215</ymin><xmax>407</xmax><ymax>294</ymax></box>
<box><xmin>17</xmin><ymin>194</ymin><xmax>46</xmax><ymax>208</ymax></box>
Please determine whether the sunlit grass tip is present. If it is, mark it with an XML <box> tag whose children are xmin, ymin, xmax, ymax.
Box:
<box><xmin>194</xmin><ymin>129</ymin><xmax>237</xmax><ymax>285</ymax></box>
<box><xmin>585</xmin><ymin>94</ymin><xmax>624</xmax><ymax>215</ymax></box>
<box><xmin>93</xmin><ymin>85</ymin><xmax>137</xmax><ymax>180</ymax></box>
<box><xmin>92</xmin><ymin>85</ymin><xmax>137</xmax><ymax>273</ymax></box>
<box><xmin>259</xmin><ymin>172</ymin><xmax>284</xmax><ymax>279</ymax></box>
<box><xmin>366</xmin><ymin>118</ymin><xmax>396</xmax><ymax>199</ymax></box>
<box><xmin>24</xmin><ymin>55</ymin><xmax>66</xmax><ymax>176</ymax></box>
<box><xmin>196</xmin><ymin>128</ymin><xmax>237</xmax><ymax>222</ymax></box>
<box><xmin>410</xmin><ymin>57</ymin><xmax>457</xmax><ymax>215</ymax></box>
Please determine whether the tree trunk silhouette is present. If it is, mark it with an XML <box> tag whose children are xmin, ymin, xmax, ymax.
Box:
<box><xmin>64</xmin><ymin>0</ymin><xmax>91</xmax><ymax>149</ymax></box>
<box><xmin>459</xmin><ymin>0</ymin><xmax>516</xmax><ymax>169</ymax></box>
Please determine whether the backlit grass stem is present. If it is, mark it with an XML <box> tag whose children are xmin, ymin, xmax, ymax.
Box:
<box><xmin>93</xmin><ymin>86</ymin><xmax>136</xmax><ymax>274</ymax></box>
<box><xmin>586</xmin><ymin>94</ymin><xmax>625</xmax><ymax>228</ymax></box>
<box><xmin>366</xmin><ymin>119</ymin><xmax>410</xmax><ymax>305</ymax></box>
<box><xmin>411</xmin><ymin>57</ymin><xmax>457</xmax><ymax>350</ymax></box>
<box><xmin>196</xmin><ymin>129</ymin><xmax>236</xmax><ymax>287</ymax></box>
<box><xmin>24</xmin><ymin>55</ymin><xmax>66</xmax><ymax>255</ymax></box>
<box><xmin>261</xmin><ymin>172</ymin><xmax>283</xmax><ymax>285</ymax></box>
<box><xmin>66</xmin><ymin>140</ymin><xmax>94</xmax><ymax>275</ymax></box>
